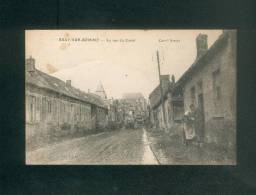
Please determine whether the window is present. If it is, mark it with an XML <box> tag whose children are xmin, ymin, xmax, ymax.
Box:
<box><xmin>197</xmin><ymin>80</ymin><xmax>203</xmax><ymax>91</ymax></box>
<box><xmin>41</xmin><ymin>97</ymin><xmax>47</xmax><ymax>120</ymax></box>
<box><xmin>47</xmin><ymin>100</ymin><xmax>51</xmax><ymax>113</ymax></box>
<box><xmin>216</xmin><ymin>86</ymin><xmax>221</xmax><ymax>100</ymax></box>
<box><xmin>79</xmin><ymin>106</ymin><xmax>82</xmax><ymax>121</ymax></box>
<box><xmin>28</xmin><ymin>95</ymin><xmax>36</xmax><ymax>122</ymax></box>
<box><xmin>70</xmin><ymin>104</ymin><xmax>73</xmax><ymax>120</ymax></box>
<box><xmin>81</xmin><ymin>105</ymin><xmax>84</xmax><ymax>121</ymax></box>
<box><xmin>34</xmin><ymin>97</ymin><xmax>41</xmax><ymax>122</ymax></box>
<box><xmin>51</xmin><ymin>99</ymin><xmax>57</xmax><ymax>120</ymax></box>
<box><xmin>212</xmin><ymin>69</ymin><xmax>220</xmax><ymax>86</ymax></box>
<box><xmin>212</xmin><ymin>69</ymin><xmax>221</xmax><ymax>101</ymax></box>
<box><xmin>36</xmin><ymin>97</ymin><xmax>41</xmax><ymax>111</ymax></box>
<box><xmin>54</xmin><ymin>99</ymin><xmax>57</xmax><ymax>114</ymax></box>
<box><xmin>29</xmin><ymin>102</ymin><xmax>33</xmax><ymax>121</ymax></box>
<box><xmin>190</xmin><ymin>86</ymin><xmax>196</xmax><ymax>105</ymax></box>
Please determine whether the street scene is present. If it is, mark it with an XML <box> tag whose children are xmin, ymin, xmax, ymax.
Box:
<box><xmin>25</xmin><ymin>30</ymin><xmax>236</xmax><ymax>165</ymax></box>
<box><xmin>27</xmin><ymin>129</ymin><xmax>158</xmax><ymax>165</ymax></box>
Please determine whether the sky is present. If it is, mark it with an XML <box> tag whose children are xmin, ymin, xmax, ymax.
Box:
<box><xmin>25</xmin><ymin>29</ymin><xmax>222</xmax><ymax>99</ymax></box>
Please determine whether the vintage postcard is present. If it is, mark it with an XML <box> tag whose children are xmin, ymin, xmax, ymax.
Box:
<box><xmin>25</xmin><ymin>29</ymin><xmax>236</xmax><ymax>165</ymax></box>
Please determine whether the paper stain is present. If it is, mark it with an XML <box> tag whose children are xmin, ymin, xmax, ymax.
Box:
<box><xmin>45</xmin><ymin>63</ymin><xmax>58</xmax><ymax>74</ymax></box>
<box><xmin>59</xmin><ymin>32</ymin><xmax>71</xmax><ymax>50</ymax></box>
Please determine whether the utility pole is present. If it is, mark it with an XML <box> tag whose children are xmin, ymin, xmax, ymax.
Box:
<box><xmin>156</xmin><ymin>50</ymin><xmax>166</xmax><ymax>129</ymax></box>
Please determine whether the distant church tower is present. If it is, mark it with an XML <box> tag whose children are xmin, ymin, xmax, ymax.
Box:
<box><xmin>95</xmin><ymin>82</ymin><xmax>107</xmax><ymax>99</ymax></box>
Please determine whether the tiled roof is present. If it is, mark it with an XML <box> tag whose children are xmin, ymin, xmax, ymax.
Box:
<box><xmin>26</xmin><ymin>69</ymin><xmax>108</xmax><ymax>109</ymax></box>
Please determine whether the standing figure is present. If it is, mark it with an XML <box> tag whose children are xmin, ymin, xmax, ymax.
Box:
<box><xmin>182</xmin><ymin>104</ymin><xmax>196</xmax><ymax>146</ymax></box>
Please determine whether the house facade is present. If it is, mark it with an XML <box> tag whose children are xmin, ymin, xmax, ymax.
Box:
<box><xmin>121</xmin><ymin>93</ymin><xmax>147</xmax><ymax>116</ymax></box>
<box><xmin>149</xmin><ymin>75</ymin><xmax>177</xmax><ymax>130</ymax></box>
<box><xmin>174</xmin><ymin>30</ymin><xmax>236</xmax><ymax>147</ymax></box>
<box><xmin>25</xmin><ymin>56</ymin><xmax>108</xmax><ymax>146</ymax></box>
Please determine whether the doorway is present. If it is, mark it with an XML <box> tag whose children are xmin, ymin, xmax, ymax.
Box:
<box><xmin>197</xmin><ymin>93</ymin><xmax>205</xmax><ymax>142</ymax></box>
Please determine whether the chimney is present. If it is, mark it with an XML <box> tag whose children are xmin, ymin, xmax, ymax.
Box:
<box><xmin>223</xmin><ymin>29</ymin><xmax>234</xmax><ymax>34</ymax></box>
<box><xmin>171</xmin><ymin>75</ymin><xmax>175</xmax><ymax>83</ymax></box>
<box><xmin>160</xmin><ymin>75</ymin><xmax>170</xmax><ymax>82</ymax></box>
<box><xmin>223</xmin><ymin>29</ymin><xmax>236</xmax><ymax>38</ymax></box>
<box><xmin>160</xmin><ymin>75</ymin><xmax>170</xmax><ymax>89</ymax></box>
<box><xmin>66</xmin><ymin>80</ymin><xmax>71</xmax><ymax>87</ymax></box>
<box><xmin>160</xmin><ymin>75</ymin><xmax>170</xmax><ymax>84</ymax></box>
<box><xmin>26</xmin><ymin>56</ymin><xmax>36</xmax><ymax>73</ymax></box>
<box><xmin>196</xmin><ymin>34</ymin><xmax>208</xmax><ymax>59</ymax></box>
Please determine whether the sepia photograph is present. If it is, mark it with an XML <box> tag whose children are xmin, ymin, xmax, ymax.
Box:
<box><xmin>25</xmin><ymin>29</ymin><xmax>236</xmax><ymax>165</ymax></box>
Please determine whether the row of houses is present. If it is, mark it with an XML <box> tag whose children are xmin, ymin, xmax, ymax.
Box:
<box><xmin>149</xmin><ymin>30</ymin><xmax>236</xmax><ymax>147</ymax></box>
<box><xmin>26</xmin><ymin>56</ymin><xmax>151</xmax><ymax>148</ymax></box>
<box><xmin>121</xmin><ymin>93</ymin><xmax>148</xmax><ymax>118</ymax></box>
<box><xmin>26</xmin><ymin>57</ymin><xmax>109</xmax><ymax>146</ymax></box>
<box><xmin>107</xmin><ymin>93</ymin><xmax>149</xmax><ymax>128</ymax></box>
<box><xmin>149</xmin><ymin>74</ymin><xmax>184</xmax><ymax>129</ymax></box>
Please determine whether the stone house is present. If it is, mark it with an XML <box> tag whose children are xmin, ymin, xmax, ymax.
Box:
<box><xmin>121</xmin><ymin>93</ymin><xmax>147</xmax><ymax>118</ymax></box>
<box><xmin>25</xmin><ymin>56</ymin><xmax>108</xmax><ymax>145</ymax></box>
<box><xmin>149</xmin><ymin>75</ymin><xmax>177</xmax><ymax>130</ymax></box>
<box><xmin>173</xmin><ymin>30</ymin><xmax>236</xmax><ymax>147</ymax></box>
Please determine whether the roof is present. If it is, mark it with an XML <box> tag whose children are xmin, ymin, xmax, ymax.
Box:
<box><xmin>26</xmin><ymin>69</ymin><xmax>108</xmax><ymax>109</ymax></box>
<box><xmin>149</xmin><ymin>80</ymin><xmax>172</xmax><ymax>109</ymax></box>
<box><xmin>95</xmin><ymin>82</ymin><xmax>107</xmax><ymax>99</ymax></box>
<box><xmin>174</xmin><ymin>31</ymin><xmax>232</xmax><ymax>91</ymax></box>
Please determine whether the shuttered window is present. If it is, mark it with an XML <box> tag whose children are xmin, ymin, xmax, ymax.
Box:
<box><xmin>27</xmin><ymin>95</ymin><xmax>36</xmax><ymax>123</ymax></box>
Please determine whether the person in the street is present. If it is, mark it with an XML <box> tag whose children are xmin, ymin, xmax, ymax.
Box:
<box><xmin>182</xmin><ymin>104</ymin><xmax>196</xmax><ymax>146</ymax></box>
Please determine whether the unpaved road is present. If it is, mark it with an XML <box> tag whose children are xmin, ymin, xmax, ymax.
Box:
<box><xmin>26</xmin><ymin>128</ymin><xmax>158</xmax><ymax>165</ymax></box>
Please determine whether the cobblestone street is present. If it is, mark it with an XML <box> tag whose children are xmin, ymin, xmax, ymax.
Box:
<box><xmin>26</xmin><ymin>128</ymin><xmax>159</xmax><ymax>165</ymax></box>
